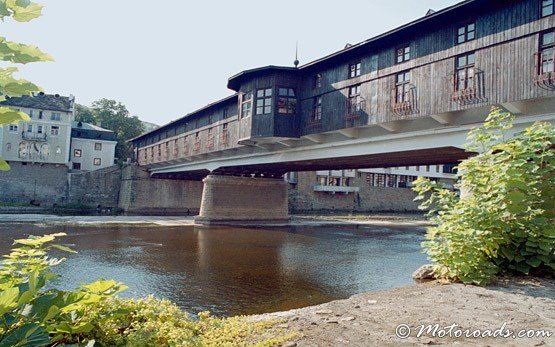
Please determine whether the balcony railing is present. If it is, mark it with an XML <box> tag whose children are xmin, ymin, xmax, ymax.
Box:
<box><xmin>22</xmin><ymin>132</ymin><xmax>47</xmax><ymax>141</ymax></box>
<box><xmin>206</xmin><ymin>135</ymin><xmax>215</xmax><ymax>150</ymax></box>
<box><xmin>193</xmin><ymin>140</ymin><xmax>201</xmax><ymax>152</ymax></box>
<box><xmin>308</xmin><ymin>109</ymin><xmax>322</xmax><ymax>128</ymax></box>
<box><xmin>534</xmin><ymin>51</ymin><xmax>555</xmax><ymax>90</ymax></box>
<box><xmin>313</xmin><ymin>185</ymin><xmax>360</xmax><ymax>194</ymax></box>
<box><xmin>452</xmin><ymin>68</ymin><xmax>486</xmax><ymax>104</ymax></box>
<box><xmin>345</xmin><ymin>99</ymin><xmax>366</xmax><ymax>127</ymax></box>
<box><xmin>391</xmin><ymin>87</ymin><xmax>417</xmax><ymax>117</ymax></box>
<box><xmin>220</xmin><ymin>131</ymin><xmax>229</xmax><ymax>145</ymax></box>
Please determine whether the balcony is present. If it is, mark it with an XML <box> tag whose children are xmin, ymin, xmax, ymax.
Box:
<box><xmin>452</xmin><ymin>68</ymin><xmax>485</xmax><ymax>104</ymax></box>
<box><xmin>345</xmin><ymin>99</ymin><xmax>366</xmax><ymax>127</ymax></box>
<box><xmin>534</xmin><ymin>51</ymin><xmax>555</xmax><ymax>90</ymax></box>
<box><xmin>313</xmin><ymin>185</ymin><xmax>360</xmax><ymax>194</ymax></box>
<box><xmin>391</xmin><ymin>87</ymin><xmax>417</xmax><ymax>118</ymax></box>
<box><xmin>307</xmin><ymin>109</ymin><xmax>322</xmax><ymax>128</ymax></box>
<box><xmin>206</xmin><ymin>135</ymin><xmax>215</xmax><ymax>150</ymax></box>
<box><xmin>22</xmin><ymin>132</ymin><xmax>47</xmax><ymax>141</ymax></box>
<box><xmin>193</xmin><ymin>140</ymin><xmax>201</xmax><ymax>153</ymax></box>
<box><xmin>220</xmin><ymin>131</ymin><xmax>229</xmax><ymax>145</ymax></box>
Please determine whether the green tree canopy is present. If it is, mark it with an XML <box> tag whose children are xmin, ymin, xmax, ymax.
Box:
<box><xmin>0</xmin><ymin>0</ymin><xmax>53</xmax><ymax>171</ymax></box>
<box><xmin>75</xmin><ymin>99</ymin><xmax>145</xmax><ymax>162</ymax></box>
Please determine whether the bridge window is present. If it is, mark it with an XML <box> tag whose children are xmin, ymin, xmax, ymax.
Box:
<box><xmin>255</xmin><ymin>88</ymin><xmax>273</xmax><ymax>115</ymax></box>
<box><xmin>455</xmin><ymin>52</ymin><xmax>476</xmax><ymax>91</ymax></box>
<box><xmin>395</xmin><ymin>71</ymin><xmax>411</xmax><ymax>103</ymax></box>
<box><xmin>311</xmin><ymin>96</ymin><xmax>322</xmax><ymax>122</ymax></box>
<box><xmin>223</xmin><ymin>108</ymin><xmax>229</xmax><ymax>118</ymax></box>
<box><xmin>314</xmin><ymin>74</ymin><xmax>322</xmax><ymax>88</ymax></box>
<box><xmin>542</xmin><ymin>0</ymin><xmax>554</xmax><ymax>17</ymax></box>
<box><xmin>348</xmin><ymin>85</ymin><xmax>363</xmax><ymax>112</ymax></box>
<box><xmin>278</xmin><ymin>88</ymin><xmax>297</xmax><ymax>114</ymax></box>
<box><xmin>241</xmin><ymin>92</ymin><xmax>252</xmax><ymax>118</ymax></box>
<box><xmin>457</xmin><ymin>22</ymin><xmax>475</xmax><ymax>44</ymax></box>
<box><xmin>396</xmin><ymin>45</ymin><xmax>410</xmax><ymax>63</ymax></box>
<box><xmin>348</xmin><ymin>62</ymin><xmax>361</xmax><ymax>78</ymax></box>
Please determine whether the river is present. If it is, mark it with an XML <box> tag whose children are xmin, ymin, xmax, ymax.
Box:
<box><xmin>0</xmin><ymin>223</ymin><xmax>428</xmax><ymax>316</ymax></box>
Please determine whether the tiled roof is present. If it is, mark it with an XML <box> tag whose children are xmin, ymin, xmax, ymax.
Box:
<box><xmin>72</xmin><ymin>121</ymin><xmax>113</xmax><ymax>133</ymax></box>
<box><xmin>0</xmin><ymin>93</ymin><xmax>74</xmax><ymax>112</ymax></box>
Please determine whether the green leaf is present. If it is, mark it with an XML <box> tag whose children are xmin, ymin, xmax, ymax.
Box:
<box><xmin>49</xmin><ymin>244</ymin><xmax>77</xmax><ymax>254</ymax></box>
<box><xmin>0</xmin><ymin>286</ymin><xmax>19</xmax><ymax>316</ymax></box>
<box><xmin>0</xmin><ymin>159</ymin><xmax>10</xmax><ymax>171</ymax></box>
<box><xmin>0</xmin><ymin>323</ymin><xmax>50</xmax><ymax>347</ymax></box>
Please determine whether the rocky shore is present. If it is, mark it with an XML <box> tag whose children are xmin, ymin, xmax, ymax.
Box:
<box><xmin>252</xmin><ymin>278</ymin><xmax>555</xmax><ymax>347</ymax></box>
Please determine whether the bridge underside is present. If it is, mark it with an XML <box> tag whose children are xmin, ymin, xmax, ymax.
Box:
<box><xmin>151</xmin><ymin>146</ymin><xmax>469</xmax><ymax>180</ymax></box>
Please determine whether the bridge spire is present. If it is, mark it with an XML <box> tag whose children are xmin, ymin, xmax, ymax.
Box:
<box><xmin>294</xmin><ymin>41</ymin><xmax>299</xmax><ymax>68</ymax></box>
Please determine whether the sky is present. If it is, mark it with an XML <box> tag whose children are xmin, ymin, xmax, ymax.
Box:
<box><xmin>3</xmin><ymin>0</ymin><xmax>460</xmax><ymax>125</ymax></box>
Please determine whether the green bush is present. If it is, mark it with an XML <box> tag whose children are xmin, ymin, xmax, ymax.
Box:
<box><xmin>412</xmin><ymin>107</ymin><xmax>555</xmax><ymax>285</ymax></box>
<box><xmin>0</xmin><ymin>233</ymin><xmax>294</xmax><ymax>346</ymax></box>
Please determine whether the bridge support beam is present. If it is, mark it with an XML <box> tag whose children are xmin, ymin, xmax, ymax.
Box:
<box><xmin>195</xmin><ymin>174</ymin><xmax>289</xmax><ymax>225</ymax></box>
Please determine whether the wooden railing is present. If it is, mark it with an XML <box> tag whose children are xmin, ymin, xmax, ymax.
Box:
<box><xmin>345</xmin><ymin>99</ymin><xmax>366</xmax><ymax>127</ymax></box>
<box><xmin>308</xmin><ymin>109</ymin><xmax>322</xmax><ymax>128</ymax></box>
<box><xmin>391</xmin><ymin>87</ymin><xmax>417</xmax><ymax>117</ymax></box>
<box><xmin>534</xmin><ymin>51</ymin><xmax>555</xmax><ymax>90</ymax></box>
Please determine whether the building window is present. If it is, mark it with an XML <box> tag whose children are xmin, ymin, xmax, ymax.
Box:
<box><xmin>93</xmin><ymin>158</ymin><xmax>101</xmax><ymax>166</ymax></box>
<box><xmin>37</xmin><ymin>125</ymin><xmax>43</xmax><ymax>134</ymax></box>
<box><xmin>28</xmin><ymin>110</ymin><xmax>34</xmax><ymax>118</ymax></box>
<box><xmin>94</xmin><ymin>143</ymin><xmax>102</xmax><ymax>151</ymax></box>
<box><xmin>255</xmin><ymin>88</ymin><xmax>272</xmax><ymax>115</ymax></box>
<box><xmin>38</xmin><ymin>111</ymin><xmax>43</xmax><ymax>120</ymax></box>
<box><xmin>277</xmin><ymin>88</ymin><xmax>297</xmax><ymax>114</ymax></box>
<box><xmin>26</xmin><ymin>124</ymin><xmax>33</xmax><ymax>133</ymax></box>
<box><xmin>542</xmin><ymin>0</ymin><xmax>554</xmax><ymax>17</ymax></box>
<box><xmin>72</xmin><ymin>163</ymin><xmax>81</xmax><ymax>170</ymax></box>
<box><xmin>396</xmin><ymin>45</ymin><xmax>410</xmax><ymax>63</ymax></box>
<box><xmin>51</xmin><ymin>112</ymin><xmax>61</xmax><ymax>121</ymax></box>
<box><xmin>6</xmin><ymin>143</ymin><xmax>11</xmax><ymax>151</ymax></box>
<box><xmin>74</xmin><ymin>149</ymin><xmax>82</xmax><ymax>157</ymax></box>
<box><xmin>348</xmin><ymin>85</ymin><xmax>363</xmax><ymax>112</ymax></box>
<box><xmin>539</xmin><ymin>31</ymin><xmax>555</xmax><ymax>74</ymax></box>
<box><xmin>241</xmin><ymin>92</ymin><xmax>252</xmax><ymax>118</ymax></box>
<box><xmin>50</xmin><ymin>126</ymin><xmax>59</xmax><ymax>136</ymax></box>
<box><xmin>395</xmin><ymin>71</ymin><xmax>411</xmax><ymax>103</ymax></box>
<box><xmin>314</xmin><ymin>74</ymin><xmax>322</xmax><ymax>88</ymax></box>
<box><xmin>348</xmin><ymin>62</ymin><xmax>361</xmax><ymax>78</ymax></box>
<box><xmin>457</xmin><ymin>22</ymin><xmax>476</xmax><ymax>44</ymax></box>
<box><xmin>8</xmin><ymin>124</ymin><xmax>18</xmax><ymax>132</ymax></box>
<box><xmin>455</xmin><ymin>52</ymin><xmax>476</xmax><ymax>91</ymax></box>
<box><xmin>311</xmin><ymin>96</ymin><xmax>322</xmax><ymax>122</ymax></box>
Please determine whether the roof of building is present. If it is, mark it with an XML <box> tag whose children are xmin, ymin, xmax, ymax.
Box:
<box><xmin>0</xmin><ymin>92</ymin><xmax>74</xmax><ymax>112</ymax></box>
<box><xmin>227</xmin><ymin>66</ymin><xmax>298</xmax><ymax>91</ymax></box>
<box><xmin>72</xmin><ymin>121</ymin><xmax>117</xmax><ymax>141</ymax></box>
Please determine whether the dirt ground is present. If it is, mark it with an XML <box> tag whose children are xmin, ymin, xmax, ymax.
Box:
<box><xmin>252</xmin><ymin>277</ymin><xmax>555</xmax><ymax>346</ymax></box>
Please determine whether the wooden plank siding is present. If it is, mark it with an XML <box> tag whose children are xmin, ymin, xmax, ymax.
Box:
<box><xmin>133</xmin><ymin>0</ymin><xmax>555</xmax><ymax>167</ymax></box>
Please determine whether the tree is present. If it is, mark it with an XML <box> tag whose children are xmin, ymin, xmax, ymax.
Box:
<box><xmin>412</xmin><ymin>107</ymin><xmax>554</xmax><ymax>285</ymax></box>
<box><xmin>0</xmin><ymin>0</ymin><xmax>53</xmax><ymax>171</ymax></box>
<box><xmin>75</xmin><ymin>99</ymin><xmax>145</xmax><ymax>162</ymax></box>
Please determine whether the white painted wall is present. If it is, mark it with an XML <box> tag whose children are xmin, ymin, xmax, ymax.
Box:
<box><xmin>70</xmin><ymin>138</ymin><xmax>116</xmax><ymax>171</ymax></box>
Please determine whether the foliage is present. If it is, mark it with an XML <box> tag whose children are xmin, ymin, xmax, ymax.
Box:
<box><xmin>0</xmin><ymin>233</ymin><xmax>293</xmax><ymax>346</ymax></box>
<box><xmin>413</xmin><ymin>107</ymin><xmax>555</xmax><ymax>285</ymax></box>
<box><xmin>0</xmin><ymin>0</ymin><xmax>53</xmax><ymax>171</ymax></box>
<box><xmin>75</xmin><ymin>100</ymin><xmax>145</xmax><ymax>162</ymax></box>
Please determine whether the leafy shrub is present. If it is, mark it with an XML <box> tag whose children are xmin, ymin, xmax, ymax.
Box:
<box><xmin>413</xmin><ymin>107</ymin><xmax>555</xmax><ymax>285</ymax></box>
<box><xmin>0</xmin><ymin>233</ymin><xmax>294</xmax><ymax>346</ymax></box>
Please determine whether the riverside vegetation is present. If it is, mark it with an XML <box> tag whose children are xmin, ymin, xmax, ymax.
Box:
<box><xmin>0</xmin><ymin>233</ymin><xmax>294</xmax><ymax>346</ymax></box>
<box><xmin>413</xmin><ymin>107</ymin><xmax>555</xmax><ymax>285</ymax></box>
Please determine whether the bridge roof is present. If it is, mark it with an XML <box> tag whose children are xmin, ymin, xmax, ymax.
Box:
<box><xmin>227</xmin><ymin>66</ymin><xmax>298</xmax><ymax>91</ymax></box>
<box><xmin>129</xmin><ymin>93</ymin><xmax>238</xmax><ymax>143</ymax></box>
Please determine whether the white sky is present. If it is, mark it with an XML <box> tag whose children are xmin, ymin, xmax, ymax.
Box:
<box><xmin>3</xmin><ymin>0</ymin><xmax>459</xmax><ymax>125</ymax></box>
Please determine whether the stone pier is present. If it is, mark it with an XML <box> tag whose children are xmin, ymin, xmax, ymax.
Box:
<box><xmin>195</xmin><ymin>175</ymin><xmax>289</xmax><ymax>224</ymax></box>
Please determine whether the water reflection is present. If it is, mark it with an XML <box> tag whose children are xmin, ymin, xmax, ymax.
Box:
<box><xmin>0</xmin><ymin>223</ymin><xmax>427</xmax><ymax>316</ymax></box>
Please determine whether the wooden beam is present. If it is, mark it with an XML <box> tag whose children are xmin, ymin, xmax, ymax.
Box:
<box><xmin>277</xmin><ymin>139</ymin><xmax>298</xmax><ymax>147</ymax></box>
<box><xmin>500</xmin><ymin>103</ymin><xmax>522</xmax><ymax>114</ymax></box>
<box><xmin>430</xmin><ymin>113</ymin><xmax>456</xmax><ymax>125</ymax></box>
<box><xmin>338</xmin><ymin>128</ymin><xmax>359</xmax><ymax>139</ymax></box>
<box><xmin>303</xmin><ymin>134</ymin><xmax>326</xmax><ymax>143</ymax></box>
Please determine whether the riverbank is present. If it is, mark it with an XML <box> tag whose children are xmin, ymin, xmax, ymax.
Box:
<box><xmin>252</xmin><ymin>277</ymin><xmax>555</xmax><ymax>346</ymax></box>
<box><xmin>0</xmin><ymin>212</ymin><xmax>431</xmax><ymax>227</ymax></box>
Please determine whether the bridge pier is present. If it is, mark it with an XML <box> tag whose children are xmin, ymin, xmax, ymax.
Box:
<box><xmin>195</xmin><ymin>174</ymin><xmax>289</xmax><ymax>225</ymax></box>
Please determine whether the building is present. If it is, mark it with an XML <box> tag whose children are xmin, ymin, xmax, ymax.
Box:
<box><xmin>131</xmin><ymin>0</ymin><xmax>555</xmax><ymax>169</ymax></box>
<box><xmin>0</xmin><ymin>92</ymin><xmax>75</xmax><ymax>166</ymax></box>
<box><xmin>70</xmin><ymin>121</ymin><xmax>117</xmax><ymax>171</ymax></box>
